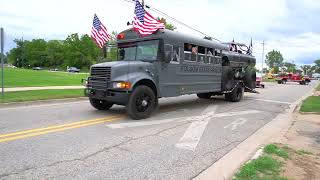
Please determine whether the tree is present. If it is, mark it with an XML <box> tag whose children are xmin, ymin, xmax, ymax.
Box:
<box><xmin>0</xmin><ymin>53</ymin><xmax>6</xmax><ymax>63</ymax></box>
<box><xmin>301</xmin><ymin>65</ymin><xmax>312</xmax><ymax>75</ymax></box>
<box><xmin>265</xmin><ymin>50</ymin><xmax>284</xmax><ymax>69</ymax></box>
<box><xmin>283</xmin><ymin>61</ymin><xmax>296</xmax><ymax>72</ymax></box>
<box><xmin>157</xmin><ymin>17</ymin><xmax>177</xmax><ymax>31</ymax></box>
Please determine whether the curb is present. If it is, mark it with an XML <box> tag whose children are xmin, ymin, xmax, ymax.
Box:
<box><xmin>194</xmin><ymin>83</ymin><xmax>318</xmax><ymax>180</ymax></box>
<box><xmin>0</xmin><ymin>97</ymin><xmax>88</xmax><ymax>109</ymax></box>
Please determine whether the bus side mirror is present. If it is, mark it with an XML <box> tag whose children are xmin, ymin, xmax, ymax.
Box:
<box><xmin>164</xmin><ymin>44</ymin><xmax>173</xmax><ymax>63</ymax></box>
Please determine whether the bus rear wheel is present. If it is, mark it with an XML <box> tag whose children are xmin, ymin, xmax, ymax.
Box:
<box><xmin>225</xmin><ymin>84</ymin><xmax>244</xmax><ymax>102</ymax></box>
<box><xmin>126</xmin><ymin>85</ymin><xmax>156</xmax><ymax>120</ymax></box>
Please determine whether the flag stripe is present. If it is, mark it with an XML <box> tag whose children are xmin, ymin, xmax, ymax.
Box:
<box><xmin>133</xmin><ymin>0</ymin><xmax>164</xmax><ymax>35</ymax></box>
<box><xmin>91</xmin><ymin>14</ymin><xmax>110</xmax><ymax>48</ymax></box>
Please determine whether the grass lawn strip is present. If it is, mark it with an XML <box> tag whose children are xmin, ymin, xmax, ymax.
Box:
<box><xmin>3</xmin><ymin>68</ymin><xmax>88</xmax><ymax>87</ymax></box>
<box><xmin>0</xmin><ymin>89</ymin><xmax>84</xmax><ymax>103</ymax></box>
<box><xmin>300</xmin><ymin>96</ymin><xmax>320</xmax><ymax>113</ymax></box>
<box><xmin>234</xmin><ymin>144</ymin><xmax>289</xmax><ymax>180</ymax></box>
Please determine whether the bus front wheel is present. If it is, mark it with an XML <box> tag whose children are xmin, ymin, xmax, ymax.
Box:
<box><xmin>126</xmin><ymin>85</ymin><xmax>156</xmax><ymax>120</ymax></box>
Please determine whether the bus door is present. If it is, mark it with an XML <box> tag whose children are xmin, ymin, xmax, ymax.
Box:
<box><xmin>157</xmin><ymin>43</ymin><xmax>182</xmax><ymax>97</ymax></box>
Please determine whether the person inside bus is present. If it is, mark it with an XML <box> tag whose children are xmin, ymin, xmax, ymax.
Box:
<box><xmin>191</xmin><ymin>46</ymin><xmax>197</xmax><ymax>61</ymax></box>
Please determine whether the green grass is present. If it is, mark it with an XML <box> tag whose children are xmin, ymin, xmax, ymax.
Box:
<box><xmin>1</xmin><ymin>68</ymin><xmax>88</xmax><ymax>87</ymax></box>
<box><xmin>0</xmin><ymin>89</ymin><xmax>84</xmax><ymax>103</ymax></box>
<box><xmin>262</xmin><ymin>78</ymin><xmax>276</xmax><ymax>82</ymax></box>
<box><xmin>234</xmin><ymin>156</ymin><xmax>286</xmax><ymax>180</ymax></box>
<box><xmin>264</xmin><ymin>144</ymin><xmax>289</xmax><ymax>159</ymax></box>
<box><xmin>300</xmin><ymin>96</ymin><xmax>320</xmax><ymax>113</ymax></box>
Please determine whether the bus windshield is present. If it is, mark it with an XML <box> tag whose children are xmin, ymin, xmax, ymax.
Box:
<box><xmin>118</xmin><ymin>40</ymin><xmax>159</xmax><ymax>62</ymax></box>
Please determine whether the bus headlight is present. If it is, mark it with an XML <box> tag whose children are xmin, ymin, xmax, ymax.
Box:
<box><xmin>113</xmin><ymin>81</ymin><xmax>132</xmax><ymax>89</ymax></box>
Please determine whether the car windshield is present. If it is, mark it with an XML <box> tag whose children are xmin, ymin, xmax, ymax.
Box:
<box><xmin>118</xmin><ymin>40</ymin><xmax>159</xmax><ymax>62</ymax></box>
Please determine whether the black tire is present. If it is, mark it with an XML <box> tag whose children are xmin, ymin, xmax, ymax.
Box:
<box><xmin>244</xmin><ymin>68</ymin><xmax>256</xmax><ymax>90</ymax></box>
<box><xmin>197</xmin><ymin>93</ymin><xmax>212</xmax><ymax>99</ymax></box>
<box><xmin>126</xmin><ymin>85</ymin><xmax>156</xmax><ymax>120</ymax></box>
<box><xmin>225</xmin><ymin>84</ymin><xmax>244</xmax><ymax>102</ymax></box>
<box><xmin>89</xmin><ymin>98</ymin><xmax>113</xmax><ymax>110</ymax></box>
<box><xmin>277</xmin><ymin>80</ymin><xmax>282</xmax><ymax>84</ymax></box>
<box><xmin>282</xmin><ymin>79</ymin><xmax>287</xmax><ymax>84</ymax></box>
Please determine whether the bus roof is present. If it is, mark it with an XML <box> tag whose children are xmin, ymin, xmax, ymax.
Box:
<box><xmin>118</xmin><ymin>28</ymin><xmax>229</xmax><ymax>51</ymax></box>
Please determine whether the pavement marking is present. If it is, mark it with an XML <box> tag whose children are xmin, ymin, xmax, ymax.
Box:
<box><xmin>251</xmin><ymin>98</ymin><xmax>291</xmax><ymax>105</ymax></box>
<box><xmin>0</xmin><ymin>115</ymin><xmax>123</xmax><ymax>143</ymax></box>
<box><xmin>224</xmin><ymin>118</ymin><xmax>248</xmax><ymax>130</ymax></box>
<box><xmin>107</xmin><ymin>110</ymin><xmax>261</xmax><ymax>129</ymax></box>
<box><xmin>175</xmin><ymin>105</ymin><xmax>217</xmax><ymax>151</ymax></box>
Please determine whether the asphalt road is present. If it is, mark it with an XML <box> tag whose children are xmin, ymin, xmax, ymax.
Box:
<box><xmin>0</xmin><ymin>81</ymin><xmax>317</xmax><ymax>180</ymax></box>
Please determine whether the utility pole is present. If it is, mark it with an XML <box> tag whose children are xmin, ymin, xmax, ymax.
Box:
<box><xmin>261</xmin><ymin>40</ymin><xmax>265</xmax><ymax>74</ymax></box>
<box><xmin>1</xmin><ymin>27</ymin><xmax>4</xmax><ymax>98</ymax></box>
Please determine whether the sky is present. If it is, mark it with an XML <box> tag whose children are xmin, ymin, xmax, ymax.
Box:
<box><xmin>1</xmin><ymin>0</ymin><xmax>320</xmax><ymax>69</ymax></box>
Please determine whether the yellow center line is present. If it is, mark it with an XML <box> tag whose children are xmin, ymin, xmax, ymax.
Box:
<box><xmin>0</xmin><ymin>115</ymin><xmax>122</xmax><ymax>139</ymax></box>
<box><xmin>0</xmin><ymin>116</ymin><xmax>124</xmax><ymax>143</ymax></box>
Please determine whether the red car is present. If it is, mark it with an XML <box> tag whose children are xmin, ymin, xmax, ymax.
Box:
<box><xmin>255</xmin><ymin>73</ymin><xmax>265</xmax><ymax>88</ymax></box>
<box><xmin>276</xmin><ymin>73</ymin><xmax>311</xmax><ymax>85</ymax></box>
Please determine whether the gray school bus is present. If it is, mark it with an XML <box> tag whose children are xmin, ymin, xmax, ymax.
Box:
<box><xmin>85</xmin><ymin>29</ymin><xmax>256</xmax><ymax>119</ymax></box>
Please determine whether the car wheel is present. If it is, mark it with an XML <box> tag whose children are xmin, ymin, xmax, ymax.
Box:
<box><xmin>126</xmin><ymin>85</ymin><xmax>156</xmax><ymax>120</ymax></box>
<box><xmin>197</xmin><ymin>93</ymin><xmax>212</xmax><ymax>99</ymax></box>
<box><xmin>89</xmin><ymin>98</ymin><xmax>113</xmax><ymax>110</ymax></box>
<box><xmin>225</xmin><ymin>84</ymin><xmax>244</xmax><ymax>102</ymax></box>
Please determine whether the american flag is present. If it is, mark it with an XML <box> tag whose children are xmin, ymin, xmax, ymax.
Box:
<box><xmin>91</xmin><ymin>14</ymin><xmax>111</xmax><ymax>48</ymax></box>
<box><xmin>133</xmin><ymin>0</ymin><xmax>164</xmax><ymax>35</ymax></box>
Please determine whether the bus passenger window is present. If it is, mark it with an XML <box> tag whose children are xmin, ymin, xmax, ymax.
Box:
<box><xmin>184</xmin><ymin>43</ymin><xmax>192</xmax><ymax>61</ymax></box>
<box><xmin>207</xmin><ymin>48</ymin><xmax>214</xmax><ymax>64</ymax></box>
<box><xmin>191</xmin><ymin>45</ymin><xmax>197</xmax><ymax>61</ymax></box>
<box><xmin>172</xmin><ymin>46</ymin><xmax>180</xmax><ymax>63</ymax></box>
<box><xmin>198</xmin><ymin>46</ymin><xmax>205</xmax><ymax>63</ymax></box>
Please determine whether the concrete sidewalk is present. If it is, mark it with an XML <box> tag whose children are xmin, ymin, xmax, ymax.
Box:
<box><xmin>4</xmin><ymin>86</ymin><xmax>84</xmax><ymax>92</ymax></box>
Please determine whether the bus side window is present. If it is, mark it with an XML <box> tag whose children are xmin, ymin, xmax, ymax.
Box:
<box><xmin>184</xmin><ymin>43</ymin><xmax>192</xmax><ymax>61</ymax></box>
<box><xmin>197</xmin><ymin>46</ymin><xmax>205</xmax><ymax>63</ymax></box>
<box><xmin>207</xmin><ymin>48</ymin><xmax>214</xmax><ymax>64</ymax></box>
<box><xmin>172</xmin><ymin>46</ymin><xmax>180</xmax><ymax>64</ymax></box>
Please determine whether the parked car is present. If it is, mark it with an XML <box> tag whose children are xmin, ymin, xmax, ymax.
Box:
<box><xmin>50</xmin><ymin>68</ymin><xmax>59</xmax><ymax>71</ymax></box>
<box><xmin>67</xmin><ymin>67</ymin><xmax>80</xmax><ymax>73</ymax></box>
<box><xmin>33</xmin><ymin>67</ymin><xmax>43</xmax><ymax>70</ymax></box>
<box><xmin>255</xmin><ymin>73</ymin><xmax>265</xmax><ymax>88</ymax></box>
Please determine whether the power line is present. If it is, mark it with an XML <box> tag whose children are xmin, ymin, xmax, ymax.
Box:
<box><xmin>122</xmin><ymin>0</ymin><xmax>221</xmax><ymax>42</ymax></box>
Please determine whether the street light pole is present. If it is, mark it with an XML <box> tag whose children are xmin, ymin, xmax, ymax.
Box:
<box><xmin>261</xmin><ymin>40</ymin><xmax>265</xmax><ymax>74</ymax></box>
<box><xmin>1</xmin><ymin>27</ymin><xmax>4</xmax><ymax>98</ymax></box>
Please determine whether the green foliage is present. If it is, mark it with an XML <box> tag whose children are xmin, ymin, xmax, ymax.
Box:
<box><xmin>282</xmin><ymin>62</ymin><xmax>296</xmax><ymax>72</ymax></box>
<box><xmin>300</xmin><ymin>65</ymin><xmax>312</xmax><ymax>75</ymax></box>
<box><xmin>314</xmin><ymin>59</ymin><xmax>320</xmax><ymax>73</ymax></box>
<box><xmin>157</xmin><ymin>17</ymin><xmax>177</xmax><ymax>31</ymax></box>
<box><xmin>264</xmin><ymin>144</ymin><xmax>289</xmax><ymax>159</ymax></box>
<box><xmin>3</xmin><ymin>67</ymin><xmax>88</xmax><ymax>87</ymax></box>
<box><xmin>300</xmin><ymin>96</ymin><xmax>320</xmax><ymax>113</ymax></box>
<box><xmin>265</xmin><ymin>50</ymin><xmax>284</xmax><ymax>69</ymax></box>
<box><xmin>0</xmin><ymin>89</ymin><xmax>84</xmax><ymax>103</ymax></box>
<box><xmin>7</xmin><ymin>33</ymin><xmax>104</xmax><ymax>69</ymax></box>
<box><xmin>234</xmin><ymin>156</ymin><xmax>286</xmax><ymax>180</ymax></box>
